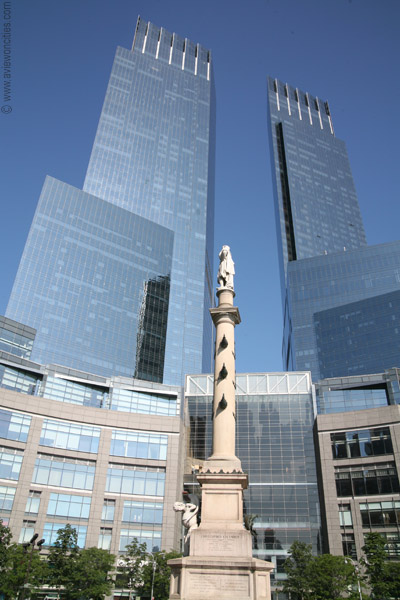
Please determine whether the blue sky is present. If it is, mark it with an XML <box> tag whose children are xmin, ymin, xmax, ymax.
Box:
<box><xmin>1</xmin><ymin>0</ymin><xmax>399</xmax><ymax>375</ymax></box>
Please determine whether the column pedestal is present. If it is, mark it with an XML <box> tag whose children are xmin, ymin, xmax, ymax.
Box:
<box><xmin>168</xmin><ymin>472</ymin><xmax>273</xmax><ymax>599</ymax></box>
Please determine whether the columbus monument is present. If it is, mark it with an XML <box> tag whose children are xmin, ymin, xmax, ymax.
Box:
<box><xmin>169</xmin><ymin>246</ymin><xmax>273</xmax><ymax>599</ymax></box>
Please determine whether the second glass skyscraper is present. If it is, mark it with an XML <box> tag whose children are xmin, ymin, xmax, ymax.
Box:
<box><xmin>267</xmin><ymin>77</ymin><xmax>400</xmax><ymax>380</ymax></box>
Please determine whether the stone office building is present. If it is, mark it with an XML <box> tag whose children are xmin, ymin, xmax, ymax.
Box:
<box><xmin>0</xmin><ymin>317</ymin><xmax>183</xmax><ymax>558</ymax></box>
<box><xmin>314</xmin><ymin>370</ymin><xmax>400</xmax><ymax>561</ymax></box>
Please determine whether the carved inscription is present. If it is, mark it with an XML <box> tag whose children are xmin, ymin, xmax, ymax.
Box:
<box><xmin>203</xmin><ymin>532</ymin><xmax>240</xmax><ymax>554</ymax></box>
<box><xmin>189</xmin><ymin>572</ymin><xmax>249</xmax><ymax>597</ymax></box>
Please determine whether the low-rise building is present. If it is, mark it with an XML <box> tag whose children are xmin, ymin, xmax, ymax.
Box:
<box><xmin>314</xmin><ymin>370</ymin><xmax>400</xmax><ymax>560</ymax></box>
<box><xmin>0</xmin><ymin>347</ymin><xmax>183</xmax><ymax>557</ymax></box>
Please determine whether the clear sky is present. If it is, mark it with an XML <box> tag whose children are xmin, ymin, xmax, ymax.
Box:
<box><xmin>1</xmin><ymin>0</ymin><xmax>399</xmax><ymax>375</ymax></box>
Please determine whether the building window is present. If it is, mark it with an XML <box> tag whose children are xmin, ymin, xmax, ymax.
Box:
<box><xmin>0</xmin><ymin>447</ymin><xmax>23</xmax><ymax>481</ymax></box>
<box><xmin>98</xmin><ymin>527</ymin><xmax>112</xmax><ymax>550</ymax></box>
<box><xmin>19</xmin><ymin>520</ymin><xmax>36</xmax><ymax>543</ymax></box>
<box><xmin>119</xmin><ymin>528</ymin><xmax>161</xmax><ymax>552</ymax></box>
<box><xmin>0</xmin><ymin>364</ymin><xmax>41</xmax><ymax>395</ymax></box>
<box><xmin>331</xmin><ymin>427</ymin><xmax>393</xmax><ymax>460</ymax></box>
<box><xmin>43</xmin><ymin>523</ymin><xmax>87</xmax><ymax>547</ymax></box>
<box><xmin>342</xmin><ymin>533</ymin><xmax>357</xmax><ymax>559</ymax></box>
<box><xmin>339</xmin><ymin>504</ymin><xmax>352</xmax><ymax>527</ymax></box>
<box><xmin>110</xmin><ymin>388</ymin><xmax>177</xmax><ymax>416</ymax></box>
<box><xmin>47</xmin><ymin>493</ymin><xmax>91</xmax><ymax>519</ymax></box>
<box><xmin>25</xmin><ymin>490</ymin><xmax>41</xmax><ymax>514</ymax></box>
<box><xmin>101</xmin><ymin>499</ymin><xmax>115</xmax><ymax>521</ymax></box>
<box><xmin>0</xmin><ymin>408</ymin><xmax>31</xmax><ymax>442</ymax></box>
<box><xmin>43</xmin><ymin>376</ymin><xmax>108</xmax><ymax>409</ymax></box>
<box><xmin>106</xmin><ymin>465</ymin><xmax>165</xmax><ymax>496</ymax></box>
<box><xmin>360</xmin><ymin>501</ymin><xmax>400</xmax><ymax>527</ymax></box>
<box><xmin>335</xmin><ymin>463</ymin><xmax>399</xmax><ymax>497</ymax></box>
<box><xmin>122</xmin><ymin>501</ymin><xmax>163</xmax><ymax>524</ymax></box>
<box><xmin>40</xmin><ymin>419</ymin><xmax>100</xmax><ymax>454</ymax></box>
<box><xmin>111</xmin><ymin>430</ymin><xmax>167</xmax><ymax>460</ymax></box>
<box><xmin>33</xmin><ymin>455</ymin><xmax>95</xmax><ymax>490</ymax></box>
<box><xmin>364</xmin><ymin>532</ymin><xmax>400</xmax><ymax>559</ymax></box>
<box><xmin>0</xmin><ymin>485</ymin><xmax>16</xmax><ymax>511</ymax></box>
<box><xmin>0</xmin><ymin>327</ymin><xmax>33</xmax><ymax>358</ymax></box>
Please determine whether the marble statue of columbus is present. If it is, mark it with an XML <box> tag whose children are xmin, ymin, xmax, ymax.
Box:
<box><xmin>217</xmin><ymin>245</ymin><xmax>235</xmax><ymax>290</ymax></box>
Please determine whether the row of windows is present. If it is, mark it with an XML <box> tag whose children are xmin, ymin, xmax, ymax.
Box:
<box><xmin>360</xmin><ymin>501</ymin><xmax>400</xmax><ymax>528</ymax></box>
<box><xmin>111</xmin><ymin>431</ymin><xmax>167</xmax><ymax>460</ymax></box>
<box><xmin>33</xmin><ymin>456</ymin><xmax>96</xmax><ymax>490</ymax></box>
<box><xmin>0</xmin><ymin>410</ymin><xmax>169</xmax><ymax>460</ymax></box>
<box><xmin>106</xmin><ymin>466</ymin><xmax>165</xmax><ymax>496</ymax></box>
<box><xmin>0</xmin><ymin>448</ymin><xmax>167</xmax><ymax>496</ymax></box>
<box><xmin>331</xmin><ymin>427</ymin><xmax>393</xmax><ymax>460</ymax></box>
<box><xmin>0</xmin><ymin>327</ymin><xmax>33</xmax><ymax>358</ymax></box>
<box><xmin>0</xmin><ymin>364</ymin><xmax>39</xmax><ymax>396</ymax></box>
<box><xmin>1</xmin><ymin>488</ymin><xmax>163</xmax><ymax>529</ymax></box>
<box><xmin>0</xmin><ymin>409</ymin><xmax>31</xmax><ymax>443</ymax></box>
<box><xmin>0</xmin><ymin>447</ymin><xmax>23</xmax><ymax>480</ymax></box>
<box><xmin>0</xmin><ymin>366</ymin><xmax>178</xmax><ymax>416</ymax></box>
<box><xmin>335</xmin><ymin>464</ymin><xmax>399</xmax><ymax>497</ymax></box>
<box><xmin>342</xmin><ymin>531</ymin><xmax>400</xmax><ymax>561</ymax></box>
<box><xmin>18</xmin><ymin>520</ymin><xmax>162</xmax><ymax>553</ymax></box>
<box><xmin>40</xmin><ymin>419</ymin><xmax>100</xmax><ymax>454</ymax></box>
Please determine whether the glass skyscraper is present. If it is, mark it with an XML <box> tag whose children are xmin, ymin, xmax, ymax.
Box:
<box><xmin>6</xmin><ymin>18</ymin><xmax>215</xmax><ymax>385</ymax></box>
<box><xmin>267</xmin><ymin>77</ymin><xmax>400</xmax><ymax>380</ymax></box>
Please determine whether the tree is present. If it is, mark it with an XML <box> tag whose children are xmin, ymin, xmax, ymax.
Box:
<box><xmin>383</xmin><ymin>561</ymin><xmax>400</xmax><ymax>600</ymax></box>
<box><xmin>1</xmin><ymin>543</ymin><xmax>48</xmax><ymax>600</ymax></box>
<box><xmin>47</xmin><ymin>524</ymin><xmax>80</xmax><ymax>600</ymax></box>
<box><xmin>0</xmin><ymin>521</ymin><xmax>47</xmax><ymax>600</ymax></box>
<box><xmin>116</xmin><ymin>539</ymin><xmax>182</xmax><ymax>600</ymax></box>
<box><xmin>361</xmin><ymin>532</ymin><xmax>400</xmax><ymax>599</ymax></box>
<box><xmin>47</xmin><ymin>525</ymin><xmax>116</xmax><ymax>600</ymax></box>
<box><xmin>0</xmin><ymin>519</ymin><xmax>12</xmax><ymax>572</ymax></box>
<box><xmin>141</xmin><ymin>550</ymin><xmax>181</xmax><ymax>600</ymax></box>
<box><xmin>281</xmin><ymin>540</ymin><xmax>314</xmax><ymax>600</ymax></box>
<box><xmin>116</xmin><ymin>538</ymin><xmax>148</xmax><ymax>594</ymax></box>
<box><xmin>282</xmin><ymin>541</ymin><xmax>362</xmax><ymax>600</ymax></box>
<box><xmin>71</xmin><ymin>547</ymin><xmax>115</xmax><ymax>600</ymax></box>
<box><xmin>310</xmin><ymin>553</ymin><xmax>358</xmax><ymax>600</ymax></box>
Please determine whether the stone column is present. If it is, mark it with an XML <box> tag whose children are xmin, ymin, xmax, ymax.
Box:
<box><xmin>168</xmin><ymin>247</ymin><xmax>273</xmax><ymax>599</ymax></box>
<box><xmin>206</xmin><ymin>286</ymin><xmax>241</xmax><ymax>472</ymax></box>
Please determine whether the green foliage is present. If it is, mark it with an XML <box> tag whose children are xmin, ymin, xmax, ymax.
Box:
<box><xmin>69</xmin><ymin>547</ymin><xmax>116</xmax><ymax>600</ymax></box>
<box><xmin>47</xmin><ymin>523</ymin><xmax>80</xmax><ymax>599</ymax></box>
<box><xmin>46</xmin><ymin>524</ymin><xmax>115</xmax><ymax>600</ymax></box>
<box><xmin>0</xmin><ymin>521</ymin><xmax>47</xmax><ymax>600</ymax></box>
<box><xmin>282</xmin><ymin>541</ymin><xmax>361</xmax><ymax>600</ymax></box>
<box><xmin>361</xmin><ymin>532</ymin><xmax>400</xmax><ymax>599</ymax></box>
<box><xmin>2</xmin><ymin>543</ymin><xmax>48</xmax><ymax>600</ymax></box>
<box><xmin>116</xmin><ymin>538</ymin><xmax>148</xmax><ymax>592</ymax></box>
<box><xmin>281</xmin><ymin>540</ymin><xmax>314</xmax><ymax>600</ymax></box>
<box><xmin>116</xmin><ymin>539</ymin><xmax>181</xmax><ymax>600</ymax></box>
<box><xmin>0</xmin><ymin>519</ymin><xmax>12</xmax><ymax>572</ymax></box>
<box><xmin>311</xmin><ymin>554</ymin><xmax>358</xmax><ymax>600</ymax></box>
<box><xmin>141</xmin><ymin>550</ymin><xmax>182</xmax><ymax>600</ymax></box>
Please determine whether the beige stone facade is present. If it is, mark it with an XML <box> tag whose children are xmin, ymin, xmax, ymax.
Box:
<box><xmin>315</xmin><ymin>404</ymin><xmax>400</xmax><ymax>559</ymax></box>
<box><xmin>0</xmin><ymin>365</ymin><xmax>184</xmax><ymax>557</ymax></box>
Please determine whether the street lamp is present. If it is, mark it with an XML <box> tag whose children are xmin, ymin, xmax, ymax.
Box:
<box><xmin>345</xmin><ymin>556</ymin><xmax>362</xmax><ymax>600</ymax></box>
<box><xmin>150</xmin><ymin>557</ymin><xmax>156</xmax><ymax>600</ymax></box>
<box><xmin>19</xmin><ymin>533</ymin><xmax>45</xmax><ymax>600</ymax></box>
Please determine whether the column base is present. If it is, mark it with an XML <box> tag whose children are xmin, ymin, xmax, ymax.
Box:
<box><xmin>168</xmin><ymin>556</ymin><xmax>273</xmax><ymax>600</ymax></box>
<box><xmin>202</xmin><ymin>455</ymin><xmax>243</xmax><ymax>474</ymax></box>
